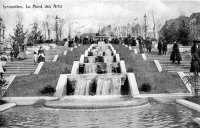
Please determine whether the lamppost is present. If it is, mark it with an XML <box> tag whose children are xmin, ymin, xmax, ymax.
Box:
<box><xmin>2</xmin><ymin>24</ymin><xmax>6</xmax><ymax>42</ymax></box>
<box><xmin>0</xmin><ymin>17</ymin><xmax>2</xmax><ymax>44</ymax></box>
<box><xmin>55</xmin><ymin>15</ymin><xmax>59</xmax><ymax>44</ymax></box>
<box><xmin>144</xmin><ymin>14</ymin><xmax>147</xmax><ymax>39</ymax></box>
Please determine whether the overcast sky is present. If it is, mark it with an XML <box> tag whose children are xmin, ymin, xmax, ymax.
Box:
<box><xmin>1</xmin><ymin>0</ymin><xmax>200</xmax><ymax>38</ymax></box>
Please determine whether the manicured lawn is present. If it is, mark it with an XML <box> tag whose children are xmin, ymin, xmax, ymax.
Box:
<box><xmin>6</xmin><ymin>45</ymin><xmax>89</xmax><ymax>97</ymax></box>
<box><xmin>5</xmin><ymin>74</ymin><xmax>60</xmax><ymax>97</ymax></box>
<box><xmin>113</xmin><ymin>44</ymin><xmax>188</xmax><ymax>94</ymax></box>
<box><xmin>113</xmin><ymin>44</ymin><xmax>158</xmax><ymax>72</ymax></box>
<box><xmin>39</xmin><ymin>45</ymin><xmax>89</xmax><ymax>74</ymax></box>
<box><xmin>135</xmin><ymin>72</ymin><xmax>188</xmax><ymax>94</ymax></box>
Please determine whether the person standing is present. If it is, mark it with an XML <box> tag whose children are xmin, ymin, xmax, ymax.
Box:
<box><xmin>170</xmin><ymin>40</ymin><xmax>182</xmax><ymax>64</ymax></box>
<box><xmin>162</xmin><ymin>40</ymin><xmax>168</xmax><ymax>55</ymax></box>
<box><xmin>33</xmin><ymin>52</ymin><xmax>38</xmax><ymax>64</ymax></box>
<box><xmin>190</xmin><ymin>40</ymin><xmax>200</xmax><ymax>72</ymax></box>
<box><xmin>146</xmin><ymin>37</ymin><xmax>152</xmax><ymax>53</ymax></box>
<box><xmin>38</xmin><ymin>46</ymin><xmax>45</xmax><ymax>63</ymax></box>
<box><xmin>12</xmin><ymin>40</ymin><xmax>19</xmax><ymax>58</ymax></box>
<box><xmin>158</xmin><ymin>38</ymin><xmax>163</xmax><ymax>55</ymax></box>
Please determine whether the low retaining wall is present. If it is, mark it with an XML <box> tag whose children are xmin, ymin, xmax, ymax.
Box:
<box><xmin>120</xmin><ymin>60</ymin><xmax>127</xmax><ymax>73</ymax></box>
<box><xmin>141</xmin><ymin>54</ymin><xmax>146</xmax><ymax>60</ymax></box>
<box><xmin>176</xmin><ymin>99</ymin><xmax>200</xmax><ymax>112</ymax></box>
<box><xmin>84</xmin><ymin>50</ymin><xmax>88</xmax><ymax>56</ymax></box>
<box><xmin>34</xmin><ymin>62</ymin><xmax>44</xmax><ymax>74</ymax></box>
<box><xmin>54</xmin><ymin>74</ymin><xmax>68</xmax><ymax>98</ymax></box>
<box><xmin>0</xmin><ymin>103</ymin><xmax>16</xmax><ymax>112</ymax></box>
<box><xmin>52</xmin><ymin>55</ymin><xmax>58</xmax><ymax>62</ymax></box>
<box><xmin>63</xmin><ymin>50</ymin><xmax>67</xmax><ymax>55</ymax></box>
<box><xmin>71</xmin><ymin>61</ymin><xmax>79</xmax><ymax>74</ymax></box>
<box><xmin>116</xmin><ymin>54</ymin><xmax>120</xmax><ymax>62</ymax></box>
<box><xmin>2</xmin><ymin>97</ymin><xmax>58</xmax><ymax>106</ymax></box>
<box><xmin>127</xmin><ymin>73</ymin><xmax>140</xmax><ymax>97</ymax></box>
<box><xmin>2</xmin><ymin>75</ymin><xmax>16</xmax><ymax>96</ymax></box>
<box><xmin>178</xmin><ymin>72</ymin><xmax>193</xmax><ymax>94</ymax></box>
<box><xmin>134</xmin><ymin>49</ymin><xmax>138</xmax><ymax>54</ymax></box>
<box><xmin>154</xmin><ymin>60</ymin><xmax>162</xmax><ymax>72</ymax></box>
<box><xmin>79</xmin><ymin>54</ymin><xmax>85</xmax><ymax>63</ymax></box>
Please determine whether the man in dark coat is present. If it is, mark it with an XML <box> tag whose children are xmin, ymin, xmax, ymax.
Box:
<box><xmin>158</xmin><ymin>39</ymin><xmax>163</xmax><ymax>55</ymax></box>
<box><xmin>146</xmin><ymin>37</ymin><xmax>152</xmax><ymax>53</ymax></box>
<box><xmin>190</xmin><ymin>40</ymin><xmax>200</xmax><ymax>72</ymax></box>
<box><xmin>162</xmin><ymin>40</ymin><xmax>168</xmax><ymax>55</ymax></box>
<box><xmin>138</xmin><ymin>36</ymin><xmax>144</xmax><ymax>53</ymax></box>
<box><xmin>170</xmin><ymin>40</ymin><xmax>182</xmax><ymax>64</ymax></box>
<box><xmin>12</xmin><ymin>40</ymin><xmax>20</xmax><ymax>58</ymax></box>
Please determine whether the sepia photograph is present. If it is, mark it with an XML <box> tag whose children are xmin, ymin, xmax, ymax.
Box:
<box><xmin>1</xmin><ymin>0</ymin><xmax>200</xmax><ymax>127</ymax></box>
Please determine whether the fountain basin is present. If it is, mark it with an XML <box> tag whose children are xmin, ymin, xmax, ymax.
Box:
<box><xmin>44</xmin><ymin>96</ymin><xmax>148</xmax><ymax>109</ymax></box>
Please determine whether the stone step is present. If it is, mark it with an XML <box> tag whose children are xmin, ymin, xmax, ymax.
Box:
<box><xmin>5</xmin><ymin>68</ymin><xmax>36</xmax><ymax>71</ymax></box>
<box><xmin>165</xmin><ymin>70</ymin><xmax>190</xmax><ymax>73</ymax></box>
<box><xmin>3</xmin><ymin>73</ymin><xmax>30</xmax><ymax>77</ymax></box>
<box><xmin>5</xmin><ymin>64</ymin><xmax>36</xmax><ymax>67</ymax></box>
<box><xmin>163</xmin><ymin>68</ymin><xmax>189</xmax><ymax>72</ymax></box>
<box><xmin>4</xmin><ymin>71</ymin><xmax>34</xmax><ymax>74</ymax></box>
<box><xmin>159</xmin><ymin>61</ymin><xmax>190</xmax><ymax>64</ymax></box>
<box><xmin>161</xmin><ymin>64</ymin><xmax>190</xmax><ymax>66</ymax></box>
<box><xmin>161</xmin><ymin>65</ymin><xmax>190</xmax><ymax>68</ymax></box>
<box><xmin>5</xmin><ymin>63</ymin><xmax>36</xmax><ymax>66</ymax></box>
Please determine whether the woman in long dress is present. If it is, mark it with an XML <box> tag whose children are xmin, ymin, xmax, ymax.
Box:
<box><xmin>170</xmin><ymin>40</ymin><xmax>182</xmax><ymax>64</ymax></box>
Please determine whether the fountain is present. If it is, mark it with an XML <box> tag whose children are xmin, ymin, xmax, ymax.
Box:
<box><xmin>44</xmin><ymin>41</ymin><xmax>148</xmax><ymax>109</ymax></box>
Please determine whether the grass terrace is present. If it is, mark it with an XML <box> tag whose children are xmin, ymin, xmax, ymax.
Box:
<box><xmin>5</xmin><ymin>45</ymin><xmax>89</xmax><ymax>97</ymax></box>
<box><xmin>112</xmin><ymin>44</ymin><xmax>188</xmax><ymax>94</ymax></box>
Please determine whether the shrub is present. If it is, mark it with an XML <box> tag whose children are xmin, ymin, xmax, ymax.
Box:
<box><xmin>26</xmin><ymin>42</ymin><xmax>34</xmax><ymax>46</ymax></box>
<box><xmin>127</xmin><ymin>67</ymin><xmax>133</xmax><ymax>72</ymax></box>
<box><xmin>45</xmin><ymin>40</ymin><xmax>52</xmax><ymax>43</ymax></box>
<box><xmin>62</xmin><ymin>67</ymin><xmax>71</xmax><ymax>74</ymax></box>
<box><xmin>40</xmin><ymin>84</ymin><xmax>55</xmax><ymax>95</ymax></box>
<box><xmin>139</xmin><ymin>83</ymin><xmax>151</xmax><ymax>92</ymax></box>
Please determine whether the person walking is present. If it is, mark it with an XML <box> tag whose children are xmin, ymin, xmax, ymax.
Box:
<box><xmin>170</xmin><ymin>40</ymin><xmax>182</xmax><ymax>64</ymax></box>
<box><xmin>162</xmin><ymin>40</ymin><xmax>168</xmax><ymax>55</ymax></box>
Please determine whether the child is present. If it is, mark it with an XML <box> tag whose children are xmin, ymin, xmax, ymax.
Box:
<box><xmin>33</xmin><ymin>52</ymin><xmax>38</xmax><ymax>64</ymax></box>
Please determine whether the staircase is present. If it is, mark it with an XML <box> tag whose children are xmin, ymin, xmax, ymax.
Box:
<box><xmin>44</xmin><ymin>46</ymin><xmax>68</xmax><ymax>61</ymax></box>
<box><xmin>131</xmin><ymin>45</ymin><xmax>191</xmax><ymax>73</ymax></box>
<box><xmin>3</xmin><ymin>60</ymin><xmax>37</xmax><ymax>77</ymax></box>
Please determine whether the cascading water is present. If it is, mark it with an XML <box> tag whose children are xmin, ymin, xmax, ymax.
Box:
<box><xmin>104</xmin><ymin>56</ymin><xmax>114</xmax><ymax>63</ymax></box>
<box><xmin>96</xmin><ymin>76</ymin><xmax>122</xmax><ymax>95</ymax></box>
<box><xmin>84</xmin><ymin>63</ymin><xmax>97</xmax><ymax>74</ymax></box>
<box><xmin>74</xmin><ymin>78</ymin><xmax>93</xmax><ymax>95</ymax></box>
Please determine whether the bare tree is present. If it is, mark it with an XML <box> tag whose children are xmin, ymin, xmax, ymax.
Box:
<box><xmin>42</xmin><ymin>21</ymin><xmax>47</xmax><ymax>40</ymax></box>
<box><xmin>58</xmin><ymin>18</ymin><xmax>65</xmax><ymax>41</ymax></box>
<box><xmin>152</xmin><ymin>9</ymin><xmax>156</xmax><ymax>39</ymax></box>
<box><xmin>44</xmin><ymin>15</ymin><xmax>53</xmax><ymax>40</ymax></box>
